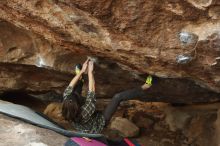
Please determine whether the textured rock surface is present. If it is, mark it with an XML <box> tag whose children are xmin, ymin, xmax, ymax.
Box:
<box><xmin>0</xmin><ymin>1</ymin><xmax>220</xmax><ymax>145</ymax></box>
<box><xmin>0</xmin><ymin>114</ymin><xmax>67</xmax><ymax>146</ymax></box>
<box><xmin>123</xmin><ymin>101</ymin><xmax>220</xmax><ymax>146</ymax></box>
<box><xmin>0</xmin><ymin>0</ymin><xmax>220</xmax><ymax>92</ymax></box>
<box><xmin>0</xmin><ymin>0</ymin><xmax>220</xmax><ymax>102</ymax></box>
<box><xmin>110</xmin><ymin>117</ymin><xmax>140</xmax><ymax>137</ymax></box>
<box><xmin>164</xmin><ymin>104</ymin><xmax>218</xmax><ymax>146</ymax></box>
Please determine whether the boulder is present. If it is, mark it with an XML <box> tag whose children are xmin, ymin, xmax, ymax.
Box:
<box><xmin>0</xmin><ymin>114</ymin><xmax>67</xmax><ymax>146</ymax></box>
<box><xmin>129</xmin><ymin>110</ymin><xmax>155</xmax><ymax>129</ymax></box>
<box><xmin>110</xmin><ymin>117</ymin><xmax>139</xmax><ymax>137</ymax></box>
<box><xmin>132</xmin><ymin>115</ymin><xmax>154</xmax><ymax>129</ymax></box>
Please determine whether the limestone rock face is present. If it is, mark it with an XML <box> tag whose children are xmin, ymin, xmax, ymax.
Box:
<box><xmin>0</xmin><ymin>0</ymin><xmax>219</xmax><ymax>102</ymax></box>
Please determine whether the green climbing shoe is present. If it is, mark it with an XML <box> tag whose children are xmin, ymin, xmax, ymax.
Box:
<box><xmin>146</xmin><ymin>75</ymin><xmax>153</xmax><ymax>85</ymax></box>
<box><xmin>75</xmin><ymin>64</ymin><xmax>82</xmax><ymax>75</ymax></box>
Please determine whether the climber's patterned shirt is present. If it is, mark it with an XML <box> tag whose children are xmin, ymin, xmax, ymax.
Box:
<box><xmin>63</xmin><ymin>86</ymin><xmax>105</xmax><ymax>134</ymax></box>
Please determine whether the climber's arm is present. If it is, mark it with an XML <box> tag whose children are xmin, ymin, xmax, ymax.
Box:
<box><xmin>68</xmin><ymin>59</ymin><xmax>89</xmax><ymax>88</ymax></box>
<box><xmin>88</xmin><ymin>61</ymin><xmax>95</xmax><ymax>92</ymax></box>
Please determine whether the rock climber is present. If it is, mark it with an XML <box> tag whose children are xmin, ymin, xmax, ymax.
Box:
<box><xmin>62</xmin><ymin>59</ymin><xmax>154</xmax><ymax>134</ymax></box>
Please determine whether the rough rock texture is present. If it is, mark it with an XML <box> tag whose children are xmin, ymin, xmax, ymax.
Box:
<box><xmin>110</xmin><ymin>117</ymin><xmax>140</xmax><ymax>137</ymax></box>
<box><xmin>123</xmin><ymin>101</ymin><xmax>220</xmax><ymax>146</ymax></box>
<box><xmin>0</xmin><ymin>20</ymin><xmax>143</xmax><ymax>99</ymax></box>
<box><xmin>0</xmin><ymin>0</ymin><xmax>220</xmax><ymax>102</ymax></box>
<box><xmin>0</xmin><ymin>1</ymin><xmax>220</xmax><ymax>145</ymax></box>
<box><xmin>163</xmin><ymin>104</ymin><xmax>219</xmax><ymax>146</ymax></box>
<box><xmin>0</xmin><ymin>114</ymin><xmax>67</xmax><ymax>146</ymax></box>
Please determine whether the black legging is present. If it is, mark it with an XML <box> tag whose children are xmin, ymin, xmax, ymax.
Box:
<box><xmin>74</xmin><ymin>79</ymin><xmax>146</xmax><ymax>124</ymax></box>
<box><xmin>103</xmin><ymin>87</ymin><xmax>146</xmax><ymax>124</ymax></box>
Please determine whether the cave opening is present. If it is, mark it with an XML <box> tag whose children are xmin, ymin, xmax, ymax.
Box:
<box><xmin>1</xmin><ymin>76</ymin><xmax>220</xmax><ymax>113</ymax></box>
<box><xmin>0</xmin><ymin>91</ymin><xmax>50</xmax><ymax>113</ymax></box>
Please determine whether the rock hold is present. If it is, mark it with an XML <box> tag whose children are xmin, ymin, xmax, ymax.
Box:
<box><xmin>176</xmin><ymin>54</ymin><xmax>193</xmax><ymax>64</ymax></box>
<box><xmin>211</xmin><ymin>57</ymin><xmax>220</xmax><ymax>68</ymax></box>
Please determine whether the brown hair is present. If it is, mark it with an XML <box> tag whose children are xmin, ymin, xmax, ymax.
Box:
<box><xmin>62</xmin><ymin>93</ymin><xmax>80</xmax><ymax>122</ymax></box>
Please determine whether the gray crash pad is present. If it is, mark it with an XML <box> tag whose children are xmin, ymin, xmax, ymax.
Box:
<box><xmin>0</xmin><ymin>102</ymin><xmax>103</xmax><ymax>138</ymax></box>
